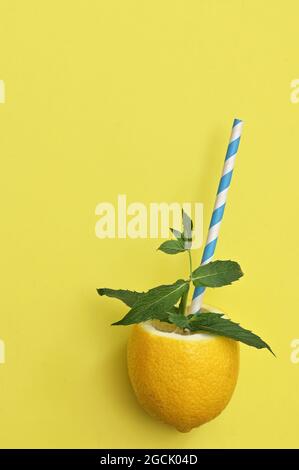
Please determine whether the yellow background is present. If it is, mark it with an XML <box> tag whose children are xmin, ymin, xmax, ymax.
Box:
<box><xmin>0</xmin><ymin>0</ymin><xmax>298</xmax><ymax>448</ymax></box>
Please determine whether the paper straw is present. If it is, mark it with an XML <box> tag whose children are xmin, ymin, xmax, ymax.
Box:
<box><xmin>191</xmin><ymin>118</ymin><xmax>244</xmax><ymax>314</ymax></box>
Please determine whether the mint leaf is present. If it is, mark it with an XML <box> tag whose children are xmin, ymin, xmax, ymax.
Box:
<box><xmin>189</xmin><ymin>312</ymin><xmax>274</xmax><ymax>354</ymax></box>
<box><xmin>168</xmin><ymin>312</ymin><xmax>190</xmax><ymax>329</ymax></box>
<box><xmin>178</xmin><ymin>283</ymin><xmax>190</xmax><ymax>315</ymax></box>
<box><xmin>182</xmin><ymin>209</ymin><xmax>193</xmax><ymax>233</ymax></box>
<box><xmin>192</xmin><ymin>260</ymin><xmax>243</xmax><ymax>287</ymax></box>
<box><xmin>170</xmin><ymin>228</ymin><xmax>183</xmax><ymax>240</ymax></box>
<box><xmin>158</xmin><ymin>211</ymin><xmax>193</xmax><ymax>254</ymax></box>
<box><xmin>182</xmin><ymin>210</ymin><xmax>193</xmax><ymax>249</ymax></box>
<box><xmin>112</xmin><ymin>279</ymin><xmax>189</xmax><ymax>326</ymax></box>
<box><xmin>97</xmin><ymin>288</ymin><xmax>144</xmax><ymax>307</ymax></box>
<box><xmin>97</xmin><ymin>288</ymin><xmax>179</xmax><ymax>320</ymax></box>
<box><xmin>158</xmin><ymin>305</ymin><xmax>179</xmax><ymax>323</ymax></box>
<box><xmin>164</xmin><ymin>309</ymin><xmax>274</xmax><ymax>354</ymax></box>
<box><xmin>158</xmin><ymin>239</ymin><xmax>185</xmax><ymax>255</ymax></box>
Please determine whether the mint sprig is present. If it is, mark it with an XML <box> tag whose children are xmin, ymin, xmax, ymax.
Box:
<box><xmin>158</xmin><ymin>209</ymin><xmax>193</xmax><ymax>253</ymax></box>
<box><xmin>97</xmin><ymin>210</ymin><xmax>273</xmax><ymax>354</ymax></box>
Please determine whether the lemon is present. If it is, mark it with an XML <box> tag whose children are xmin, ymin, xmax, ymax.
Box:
<box><xmin>127</xmin><ymin>306</ymin><xmax>239</xmax><ymax>432</ymax></box>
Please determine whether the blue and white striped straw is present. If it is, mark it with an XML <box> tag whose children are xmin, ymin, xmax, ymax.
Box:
<box><xmin>191</xmin><ymin>118</ymin><xmax>244</xmax><ymax>314</ymax></box>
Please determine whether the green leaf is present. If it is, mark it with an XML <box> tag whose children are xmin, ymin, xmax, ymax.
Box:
<box><xmin>97</xmin><ymin>288</ymin><xmax>144</xmax><ymax>307</ymax></box>
<box><xmin>188</xmin><ymin>312</ymin><xmax>274</xmax><ymax>354</ymax></box>
<box><xmin>182</xmin><ymin>209</ymin><xmax>193</xmax><ymax>232</ymax></box>
<box><xmin>182</xmin><ymin>210</ymin><xmax>193</xmax><ymax>248</ymax></box>
<box><xmin>178</xmin><ymin>283</ymin><xmax>190</xmax><ymax>315</ymax></box>
<box><xmin>112</xmin><ymin>279</ymin><xmax>189</xmax><ymax>326</ymax></box>
<box><xmin>170</xmin><ymin>227</ymin><xmax>183</xmax><ymax>240</ymax></box>
<box><xmin>164</xmin><ymin>309</ymin><xmax>274</xmax><ymax>354</ymax></box>
<box><xmin>159</xmin><ymin>211</ymin><xmax>193</xmax><ymax>254</ymax></box>
<box><xmin>158</xmin><ymin>239</ymin><xmax>185</xmax><ymax>255</ymax></box>
<box><xmin>192</xmin><ymin>260</ymin><xmax>243</xmax><ymax>288</ymax></box>
<box><xmin>168</xmin><ymin>312</ymin><xmax>190</xmax><ymax>329</ymax></box>
<box><xmin>158</xmin><ymin>305</ymin><xmax>179</xmax><ymax>323</ymax></box>
<box><xmin>98</xmin><ymin>288</ymin><xmax>179</xmax><ymax>322</ymax></box>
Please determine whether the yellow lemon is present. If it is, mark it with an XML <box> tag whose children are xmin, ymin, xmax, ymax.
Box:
<box><xmin>127</xmin><ymin>307</ymin><xmax>239</xmax><ymax>432</ymax></box>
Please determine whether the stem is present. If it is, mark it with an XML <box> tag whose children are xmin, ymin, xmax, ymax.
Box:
<box><xmin>178</xmin><ymin>250</ymin><xmax>193</xmax><ymax>317</ymax></box>
<box><xmin>188</xmin><ymin>249</ymin><xmax>193</xmax><ymax>281</ymax></box>
<box><xmin>179</xmin><ymin>282</ymin><xmax>190</xmax><ymax>317</ymax></box>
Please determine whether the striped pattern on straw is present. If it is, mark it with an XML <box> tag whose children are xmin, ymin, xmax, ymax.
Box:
<box><xmin>191</xmin><ymin>118</ymin><xmax>243</xmax><ymax>314</ymax></box>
